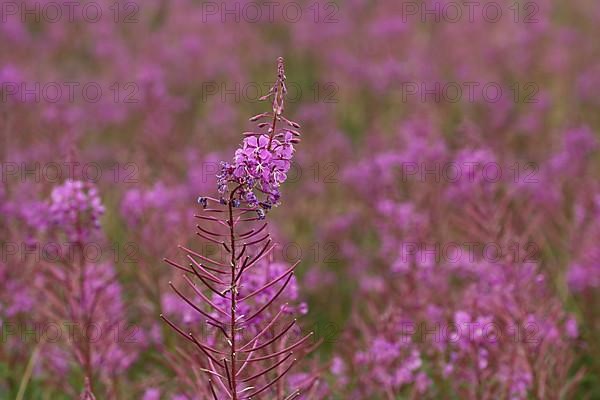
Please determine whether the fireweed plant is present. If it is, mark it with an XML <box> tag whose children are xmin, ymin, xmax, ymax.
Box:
<box><xmin>38</xmin><ymin>179</ymin><xmax>141</xmax><ymax>399</ymax></box>
<box><xmin>161</xmin><ymin>58</ymin><xmax>314</xmax><ymax>399</ymax></box>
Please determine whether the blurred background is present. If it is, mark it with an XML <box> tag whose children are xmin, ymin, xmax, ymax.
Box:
<box><xmin>1</xmin><ymin>0</ymin><xmax>599</xmax><ymax>398</ymax></box>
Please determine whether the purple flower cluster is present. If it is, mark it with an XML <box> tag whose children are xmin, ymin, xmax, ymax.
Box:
<box><xmin>354</xmin><ymin>336</ymin><xmax>427</xmax><ymax>393</ymax></box>
<box><xmin>49</xmin><ymin>180</ymin><xmax>105</xmax><ymax>242</ymax></box>
<box><xmin>567</xmin><ymin>219</ymin><xmax>600</xmax><ymax>294</ymax></box>
<box><xmin>568</xmin><ymin>262</ymin><xmax>600</xmax><ymax>293</ymax></box>
<box><xmin>0</xmin><ymin>262</ymin><xmax>34</xmax><ymax>321</ymax></box>
<box><xmin>218</xmin><ymin>132</ymin><xmax>295</xmax><ymax>207</ymax></box>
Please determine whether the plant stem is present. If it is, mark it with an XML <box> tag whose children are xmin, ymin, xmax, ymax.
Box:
<box><xmin>267</xmin><ymin>81</ymin><xmax>281</xmax><ymax>151</ymax></box>
<box><xmin>16</xmin><ymin>345</ymin><xmax>40</xmax><ymax>400</ymax></box>
<box><xmin>228</xmin><ymin>195</ymin><xmax>238</xmax><ymax>399</ymax></box>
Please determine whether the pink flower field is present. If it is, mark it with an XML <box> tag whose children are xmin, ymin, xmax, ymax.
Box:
<box><xmin>1</xmin><ymin>1</ymin><xmax>599</xmax><ymax>398</ymax></box>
